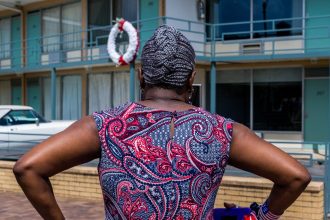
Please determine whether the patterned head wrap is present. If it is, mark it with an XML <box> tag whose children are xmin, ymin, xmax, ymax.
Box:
<box><xmin>141</xmin><ymin>25</ymin><xmax>195</xmax><ymax>87</ymax></box>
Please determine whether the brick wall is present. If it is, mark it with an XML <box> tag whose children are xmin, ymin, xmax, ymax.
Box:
<box><xmin>0</xmin><ymin>161</ymin><xmax>324</xmax><ymax>219</ymax></box>
<box><xmin>50</xmin><ymin>166</ymin><xmax>102</xmax><ymax>200</ymax></box>
<box><xmin>0</xmin><ymin>161</ymin><xmax>102</xmax><ymax>200</ymax></box>
<box><xmin>0</xmin><ymin>161</ymin><xmax>22</xmax><ymax>193</ymax></box>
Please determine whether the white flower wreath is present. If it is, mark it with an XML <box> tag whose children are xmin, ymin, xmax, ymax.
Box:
<box><xmin>107</xmin><ymin>18</ymin><xmax>139</xmax><ymax>66</ymax></box>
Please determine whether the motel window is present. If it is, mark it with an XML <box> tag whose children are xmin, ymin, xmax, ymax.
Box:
<box><xmin>253</xmin><ymin>68</ymin><xmax>302</xmax><ymax>131</ymax></box>
<box><xmin>42</xmin><ymin>7</ymin><xmax>60</xmax><ymax>52</ymax></box>
<box><xmin>216</xmin><ymin>68</ymin><xmax>302</xmax><ymax>132</ymax></box>
<box><xmin>207</xmin><ymin>0</ymin><xmax>303</xmax><ymax>40</ymax></box>
<box><xmin>41</xmin><ymin>77</ymin><xmax>61</xmax><ymax>120</ymax></box>
<box><xmin>112</xmin><ymin>0</ymin><xmax>138</xmax><ymax>23</ymax></box>
<box><xmin>61</xmin><ymin>75</ymin><xmax>82</xmax><ymax>120</ymax></box>
<box><xmin>42</xmin><ymin>2</ymin><xmax>82</xmax><ymax>53</ymax></box>
<box><xmin>0</xmin><ymin>79</ymin><xmax>22</xmax><ymax>105</ymax></box>
<box><xmin>39</xmin><ymin>75</ymin><xmax>80</xmax><ymax>120</ymax></box>
<box><xmin>207</xmin><ymin>0</ymin><xmax>250</xmax><ymax>40</ymax></box>
<box><xmin>24</xmin><ymin>75</ymin><xmax>81</xmax><ymax>120</ymax></box>
<box><xmin>88</xmin><ymin>72</ymin><xmax>130</xmax><ymax>114</ymax></box>
<box><xmin>217</xmin><ymin>70</ymin><xmax>251</xmax><ymax>127</ymax></box>
<box><xmin>88</xmin><ymin>0</ymin><xmax>110</xmax><ymax>45</ymax></box>
<box><xmin>88</xmin><ymin>0</ymin><xmax>138</xmax><ymax>46</ymax></box>
<box><xmin>62</xmin><ymin>2</ymin><xmax>82</xmax><ymax>50</ymax></box>
<box><xmin>0</xmin><ymin>18</ymin><xmax>11</xmax><ymax>59</ymax></box>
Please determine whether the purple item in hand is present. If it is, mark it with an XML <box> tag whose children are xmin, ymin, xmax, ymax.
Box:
<box><xmin>213</xmin><ymin>207</ymin><xmax>253</xmax><ymax>220</ymax></box>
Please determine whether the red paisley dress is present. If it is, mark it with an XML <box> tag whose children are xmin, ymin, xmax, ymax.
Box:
<box><xmin>93</xmin><ymin>102</ymin><xmax>233</xmax><ymax>220</ymax></box>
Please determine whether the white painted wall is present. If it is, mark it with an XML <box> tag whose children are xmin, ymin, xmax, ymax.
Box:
<box><xmin>165</xmin><ymin>0</ymin><xmax>205</xmax><ymax>56</ymax></box>
<box><xmin>166</xmin><ymin>0</ymin><xmax>199</xmax><ymax>21</ymax></box>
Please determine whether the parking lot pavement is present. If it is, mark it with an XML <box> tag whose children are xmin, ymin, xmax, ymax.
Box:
<box><xmin>0</xmin><ymin>191</ymin><xmax>104</xmax><ymax>220</ymax></box>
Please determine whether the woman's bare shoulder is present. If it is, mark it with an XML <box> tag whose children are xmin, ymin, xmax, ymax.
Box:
<box><xmin>14</xmin><ymin>116</ymin><xmax>100</xmax><ymax>176</ymax></box>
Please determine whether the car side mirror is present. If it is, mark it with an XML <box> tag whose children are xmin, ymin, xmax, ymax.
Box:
<box><xmin>35</xmin><ymin>118</ymin><xmax>40</xmax><ymax>126</ymax></box>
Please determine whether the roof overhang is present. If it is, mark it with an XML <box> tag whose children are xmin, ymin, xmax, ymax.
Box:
<box><xmin>0</xmin><ymin>0</ymin><xmax>43</xmax><ymax>13</ymax></box>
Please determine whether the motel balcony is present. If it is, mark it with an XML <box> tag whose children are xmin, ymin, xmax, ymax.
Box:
<box><xmin>0</xmin><ymin>15</ymin><xmax>330</xmax><ymax>73</ymax></box>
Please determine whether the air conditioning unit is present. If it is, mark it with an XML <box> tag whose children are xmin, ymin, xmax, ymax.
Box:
<box><xmin>99</xmin><ymin>45</ymin><xmax>108</xmax><ymax>59</ymax></box>
<box><xmin>66</xmin><ymin>50</ymin><xmax>81</xmax><ymax>63</ymax></box>
<box><xmin>240</xmin><ymin>43</ymin><xmax>263</xmax><ymax>55</ymax></box>
<box><xmin>0</xmin><ymin>59</ymin><xmax>11</xmax><ymax>69</ymax></box>
<box><xmin>49</xmin><ymin>51</ymin><xmax>62</xmax><ymax>64</ymax></box>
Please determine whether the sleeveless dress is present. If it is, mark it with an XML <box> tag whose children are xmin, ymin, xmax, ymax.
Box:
<box><xmin>93</xmin><ymin>102</ymin><xmax>233</xmax><ymax>220</ymax></box>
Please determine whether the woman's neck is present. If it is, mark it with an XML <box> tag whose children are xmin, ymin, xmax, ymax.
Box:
<box><xmin>143</xmin><ymin>87</ymin><xmax>186</xmax><ymax>103</ymax></box>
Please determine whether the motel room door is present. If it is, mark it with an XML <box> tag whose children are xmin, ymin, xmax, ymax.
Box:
<box><xmin>304</xmin><ymin>78</ymin><xmax>330</xmax><ymax>142</ymax></box>
<box><xmin>11</xmin><ymin>16</ymin><xmax>21</xmax><ymax>68</ymax></box>
<box><xmin>26</xmin><ymin>78</ymin><xmax>42</xmax><ymax>114</ymax></box>
<box><xmin>139</xmin><ymin>0</ymin><xmax>159</xmax><ymax>45</ymax></box>
<box><xmin>27</xmin><ymin>11</ymin><xmax>41</xmax><ymax>67</ymax></box>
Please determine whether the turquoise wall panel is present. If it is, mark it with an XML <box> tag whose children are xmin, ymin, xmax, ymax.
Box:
<box><xmin>139</xmin><ymin>0</ymin><xmax>159</xmax><ymax>49</ymax></box>
<box><xmin>305</xmin><ymin>0</ymin><xmax>330</xmax><ymax>52</ymax></box>
<box><xmin>11</xmin><ymin>85</ymin><xmax>21</xmax><ymax>105</ymax></box>
<box><xmin>27</xmin><ymin>12</ymin><xmax>41</xmax><ymax>67</ymax></box>
<box><xmin>11</xmin><ymin>16</ymin><xmax>21</xmax><ymax>69</ymax></box>
<box><xmin>304</xmin><ymin>79</ymin><xmax>330</xmax><ymax>142</ymax></box>
<box><xmin>27</xmin><ymin>79</ymin><xmax>41</xmax><ymax>114</ymax></box>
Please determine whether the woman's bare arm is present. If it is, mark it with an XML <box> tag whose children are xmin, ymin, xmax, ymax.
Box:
<box><xmin>13</xmin><ymin>116</ymin><xmax>100</xmax><ymax>220</ymax></box>
<box><xmin>228</xmin><ymin>123</ymin><xmax>311</xmax><ymax>215</ymax></box>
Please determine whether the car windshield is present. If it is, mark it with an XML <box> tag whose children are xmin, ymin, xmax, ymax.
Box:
<box><xmin>0</xmin><ymin>110</ymin><xmax>48</xmax><ymax>126</ymax></box>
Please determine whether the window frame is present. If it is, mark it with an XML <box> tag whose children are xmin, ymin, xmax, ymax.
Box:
<box><xmin>87</xmin><ymin>0</ymin><xmax>139</xmax><ymax>47</ymax></box>
<box><xmin>0</xmin><ymin>17</ymin><xmax>12</xmax><ymax>59</ymax></box>
<box><xmin>216</xmin><ymin>67</ymin><xmax>304</xmax><ymax>132</ymax></box>
<box><xmin>41</xmin><ymin>1</ymin><xmax>82</xmax><ymax>53</ymax></box>
<box><xmin>41</xmin><ymin>5</ymin><xmax>61</xmax><ymax>53</ymax></box>
<box><xmin>207</xmin><ymin>0</ymin><xmax>305</xmax><ymax>41</ymax></box>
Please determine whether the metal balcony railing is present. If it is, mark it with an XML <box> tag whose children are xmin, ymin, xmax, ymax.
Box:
<box><xmin>1</xmin><ymin>15</ymin><xmax>330</xmax><ymax>73</ymax></box>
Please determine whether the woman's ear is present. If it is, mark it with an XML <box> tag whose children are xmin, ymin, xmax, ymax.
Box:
<box><xmin>188</xmin><ymin>71</ymin><xmax>196</xmax><ymax>87</ymax></box>
<box><xmin>138</xmin><ymin>68</ymin><xmax>143</xmax><ymax>81</ymax></box>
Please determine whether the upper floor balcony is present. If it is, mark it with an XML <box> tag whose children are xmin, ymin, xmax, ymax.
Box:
<box><xmin>1</xmin><ymin>15</ymin><xmax>330</xmax><ymax>74</ymax></box>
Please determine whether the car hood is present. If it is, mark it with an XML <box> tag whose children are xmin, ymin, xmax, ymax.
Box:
<box><xmin>0</xmin><ymin>120</ymin><xmax>76</xmax><ymax>134</ymax></box>
<box><xmin>46</xmin><ymin>120</ymin><xmax>76</xmax><ymax>126</ymax></box>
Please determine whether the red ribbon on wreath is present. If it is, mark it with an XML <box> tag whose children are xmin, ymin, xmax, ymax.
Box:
<box><xmin>118</xmin><ymin>19</ymin><xmax>126</xmax><ymax>32</ymax></box>
<box><xmin>118</xmin><ymin>56</ymin><xmax>128</xmax><ymax>65</ymax></box>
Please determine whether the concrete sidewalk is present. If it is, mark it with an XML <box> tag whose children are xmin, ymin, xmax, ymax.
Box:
<box><xmin>0</xmin><ymin>191</ymin><xmax>104</xmax><ymax>220</ymax></box>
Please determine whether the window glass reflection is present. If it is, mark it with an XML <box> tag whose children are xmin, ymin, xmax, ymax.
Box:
<box><xmin>217</xmin><ymin>70</ymin><xmax>251</xmax><ymax>127</ymax></box>
<box><xmin>216</xmin><ymin>68</ymin><xmax>302</xmax><ymax>131</ymax></box>
<box><xmin>207</xmin><ymin>0</ymin><xmax>303</xmax><ymax>40</ymax></box>
<box><xmin>253</xmin><ymin>68</ymin><xmax>302</xmax><ymax>131</ymax></box>
<box><xmin>253</xmin><ymin>0</ymin><xmax>303</xmax><ymax>38</ymax></box>
<box><xmin>208</xmin><ymin>0</ymin><xmax>250</xmax><ymax>40</ymax></box>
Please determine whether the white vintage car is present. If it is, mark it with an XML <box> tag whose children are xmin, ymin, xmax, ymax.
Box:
<box><xmin>0</xmin><ymin>105</ymin><xmax>75</xmax><ymax>159</ymax></box>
